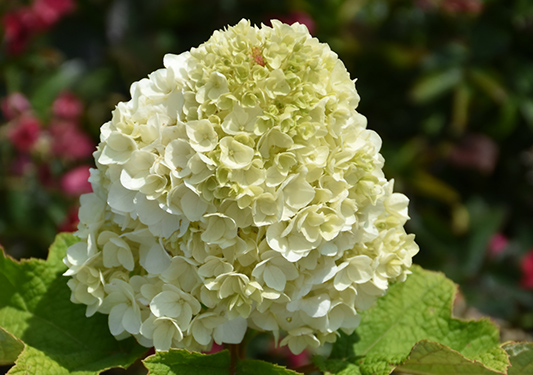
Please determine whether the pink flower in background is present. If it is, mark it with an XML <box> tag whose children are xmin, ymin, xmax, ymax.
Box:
<box><xmin>441</xmin><ymin>0</ymin><xmax>483</xmax><ymax>15</ymax></box>
<box><xmin>488</xmin><ymin>233</ymin><xmax>508</xmax><ymax>258</ymax></box>
<box><xmin>7</xmin><ymin>115</ymin><xmax>42</xmax><ymax>153</ymax></box>
<box><xmin>520</xmin><ymin>250</ymin><xmax>533</xmax><ymax>289</ymax></box>
<box><xmin>60</xmin><ymin>165</ymin><xmax>92</xmax><ymax>196</ymax></box>
<box><xmin>10</xmin><ymin>154</ymin><xmax>34</xmax><ymax>176</ymax></box>
<box><xmin>449</xmin><ymin>133</ymin><xmax>499</xmax><ymax>174</ymax></box>
<box><xmin>32</xmin><ymin>0</ymin><xmax>76</xmax><ymax>30</ymax></box>
<box><xmin>1</xmin><ymin>92</ymin><xmax>31</xmax><ymax>120</ymax></box>
<box><xmin>2</xmin><ymin>0</ymin><xmax>75</xmax><ymax>55</ymax></box>
<box><xmin>2</xmin><ymin>8</ymin><xmax>36</xmax><ymax>55</ymax></box>
<box><xmin>286</xmin><ymin>348</ymin><xmax>310</xmax><ymax>369</ymax></box>
<box><xmin>205</xmin><ymin>343</ymin><xmax>224</xmax><ymax>354</ymax></box>
<box><xmin>271</xmin><ymin>11</ymin><xmax>316</xmax><ymax>35</ymax></box>
<box><xmin>49</xmin><ymin>121</ymin><xmax>95</xmax><ymax>160</ymax></box>
<box><xmin>52</xmin><ymin>92</ymin><xmax>83</xmax><ymax>121</ymax></box>
<box><xmin>268</xmin><ymin>342</ymin><xmax>310</xmax><ymax>370</ymax></box>
<box><xmin>37</xmin><ymin>163</ymin><xmax>54</xmax><ymax>188</ymax></box>
<box><xmin>415</xmin><ymin>0</ymin><xmax>436</xmax><ymax>11</ymax></box>
<box><xmin>58</xmin><ymin>205</ymin><xmax>80</xmax><ymax>232</ymax></box>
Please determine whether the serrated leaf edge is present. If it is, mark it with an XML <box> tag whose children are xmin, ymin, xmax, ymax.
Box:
<box><xmin>394</xmin><ymin>339</ymin><xmax>509</xmax><ymax>375</ymax></box>
<box><xmin>1</xmin><ymin>233</ymin><xmax>146</xmax><ymax>375</ymax></box>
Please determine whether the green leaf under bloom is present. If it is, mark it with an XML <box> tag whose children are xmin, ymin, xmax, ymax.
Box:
<box><xmin>396</xmin><ymin>340</ymin><xmax>505</xmax><ymax>375</ymax></box>
<box><xmin>0</xmin><ymin>233</ymin><xmax>147</xmax><ymax>375</ymax></box>
<box><xmin>143</xmin><ymin>349</ymin><xmax>230</xmax><ymax>375</ymax></box>
<box><xmin>313</xmin><ymin>357</ymin><xmax>362</xmax><ymax>375</ymax></box>
<box><xmin>143</xmin><ymin>349</ymin><xmax>301</xmax><ymax>375</ymax></box>
<box><xmin>503</xmin><ymin>342</ymin><xmax>533</xmax><ymax>374</ymax></box>
<box><xmin>326</xmin><ymin>265</ymin><xmax>509</xmax><ymax>375</ymax></box>
<box><xmin>237</xmin><ymin>359</ymin><xmax>301</xmax><ymax>375</ymax></box>
<box><xmin>0</xmin><ymin>327</ymin><xmax>24</xmax><ymax>366</ymax></box>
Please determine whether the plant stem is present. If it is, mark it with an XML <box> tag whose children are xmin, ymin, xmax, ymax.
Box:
<box><xmin>227</xmin><ymin>343</ymin><xmax>240</xmax><ymax>374</ymax></box>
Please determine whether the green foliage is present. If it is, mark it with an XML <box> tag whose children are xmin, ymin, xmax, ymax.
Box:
<box><xmin>323</xmin><ymin>266</ymin><xmax>508</xmax><ymax>375</ymax></box>
<box><xmin>236</xmin><ymin>359</ymin><xmax>301</xmax><ymax>375</ymax></box>
<box><xmin>143</xmin><ymin>350</ymin><xmax>300</xmax><ymax>375</ymax></box>
<box><xmin>0</xmin><ymin>233</ymin><xmax>146</xmax><ymax>375</ymax></box>
<box><xmin>143</xmin><ymin>350</ymin><xmax>231</xmax><ymax>375</ymax></box>
<box><xmin>0</xmin><ymin>328</ymin><xmax>23</xmax><ymax>366</ymax></box>
<box><xmin>0</xmin><ymin>232</ymin><xmax>531</xmax><ymax>375</ymax></box>
<box><xmin>503</xmin><ymin>342</ymin><xmax>533</xmax><ymax>375</ymax></box>
<box><xmin>396</xmin><ymin>341</ymin><xmax>506</xmax><ymax>375</ymax></box>
<box><xmin>1</xmin><ymin>1</ymin><xmax>533</xmax><ymax>374</ymax></box>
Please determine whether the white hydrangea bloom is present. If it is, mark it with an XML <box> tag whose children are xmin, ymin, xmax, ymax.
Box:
<box><xmin>64</xmin><ymin>19</ymin><xmax>418</xmax><ymax>354</ymax></box>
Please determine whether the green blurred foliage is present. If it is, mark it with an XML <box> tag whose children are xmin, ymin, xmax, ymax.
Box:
<box><xmin>1</xmin><ymin>1</ymin><xmax>533</xmax><ymax>373</ymax></box>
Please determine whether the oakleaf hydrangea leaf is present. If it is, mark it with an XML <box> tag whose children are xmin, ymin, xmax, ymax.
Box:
<box><xmin>313</xmin><ymin>357</ymin><xmax>362</xmax><ymax>375</ymax></box>
<box><xmin>503</xmin><ymin>342</ymin><xmax>533</xmax><ymax>374</ymax></box>
<box><xmin>236</xmin><ymin>359</ymin><xmax>301</xmax><ymax>375</ymax></box>
<box><xmin>327</xmin><ymin>265</ymin><xmax>509</xmax><ymax>375</ymax></box>
<box><xmin>143</xmin><ymin>349</ymin><xmax>230</xmax><ymax>374</ymax></box>
<box><xmin>396</xmin><ymin>340</ymin><xmax>505</xmax><ymax>375</ymax></box>
<box><xmin>0</xmin><ymin>233</ymin><xmax>146</xmax><ymax>375</ymax></box>
<box><xmin>143</xmin><ymin>349</ymin><xmax>301</xmax><ymax>375</ymax></box>
<box><xmin>0</xmin><ymin>327</ymin><xmax>23</xmax><ymax>365</ymax></box>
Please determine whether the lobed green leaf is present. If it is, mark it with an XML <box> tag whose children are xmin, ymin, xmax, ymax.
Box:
<box><xmin>327</xmin><ymin>265</ymin><xmax>509</xmax><ymax>375</ymax></box>
<box><xmin>143</xmin><ymin>349</ymin><xmax>231</xmax><ymax>375</ymax></box>
<box><xmin>237</xmin><ymin>359</ymin><xmax>301</xmax><ymax>375</ymax></box>
<box><xmin>503</xmin><ymin>342</ymin><xmax>533</xmax><ymax>375</ymax></box>
<box><xmin>0</xmin><ymin>327</ymin><xmax>23</xmax><ymax>366</ymax></box>
<box><xmin>396</xmin><ymin>340</ymin><xmax>505</xmax><ymax>375</ymax></box>
<box><xmin>143</xmin><ymin>349</ymin><xmax>301</xmax><ymax>375</ymax></box>
<box><xmin>0</xmin><ymin>233</ymin><xmax>147</xmax><ymax>375</ymax></box>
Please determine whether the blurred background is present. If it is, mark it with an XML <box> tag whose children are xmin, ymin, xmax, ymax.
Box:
<box><xmin>1</xmin><ymin>0</ymin><xmax>533</xmax><ymax>373</ymax></box>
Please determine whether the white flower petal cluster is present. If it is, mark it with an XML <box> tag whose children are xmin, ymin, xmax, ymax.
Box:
<box><xmin>64</xmin><ymin>19</ymin><xmax>418</xmax><ymax>354</ymax></box>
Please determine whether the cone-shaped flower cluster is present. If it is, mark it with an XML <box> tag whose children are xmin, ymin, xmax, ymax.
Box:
<box><xmin>64</xmin><ymin>19</ymin><xmax>418</xmax><ymax>354</ymax></box>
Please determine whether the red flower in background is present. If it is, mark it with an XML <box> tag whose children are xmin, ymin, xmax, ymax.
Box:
<box><xmin>2</xmin><ymin>0</ymin><xmax>75</xmax><ymax>55</ymax></box>
<box><xmin>58</xmin><ymin>205</ymin><xmax>80</xmax><ymax>232</ymax></box>
<box><xmin>286</xmin><ymin>348</ymin><xmax>310</xmax><ymax>369</ymax></box>
<box><xmin>204</xmin><ymin>343</ymin><xmax>224</xmax><ymax>354</ymax></box>
<box><xmin>33</xmin><ymin>0</ymin><xmax>75</xmax><ymax>31</ymax></box>
<box><xmin>37</xmin><ymin>163</ymin><xmax>54</xmax><ymax>188</ymax></box>
<box><xmin>60</xmin><ymin>165</ymin><xmax>92</xmax><ymax>196</ymax></box>
<box><xmin>270</xmin><ymin>11</ymin><xmax>316</xmax><ymax>35</ymax></box>
<box><xmin>52</xmin><ymin>91</ymin><xmax>83</xmax><ymax>121</ymax></box>
<box><xmin>2</xmin><ymin>8</ymin><xmax>37</xmax><ymax>55</ymax></box>
<box><xmin>415</xmin><ymin>0</ymin><xmax>483</xmax><ymax>15</ymax></box>
<box><xmin>10</xmin><ymin>154</ymin><xmax>34</xmax><ymax>176</ymax></box>
<box><xmin>448</xmin><ymin>133</ymin><xmax>499</xmax><ymax>174</ymax></box>
<box><xmin>441</xmin><ymin>0</ymin><xmax>483</xmax><ymax>15</ymax></box>
<box><xmin>521</xmin><ymin>250</ymin><xmax>533</xmax><ymax>289</ymax></box>
<box><xmin>49</xmin><ymin>120</ymin><xmax>95</xmax><ymax>160</ymax></box>
<box><xmin>7</xmin><ymin>115</ymin><xmax>42</xmax><ymax>153</ymax></box>
<box><xmin>1</xmin><ymin>92</ymin><xmax>31</xmax><ymax>120</ymax></box>
<box><xmin>488</xmin><ymin>233</ymin><xmax>509</xmax><ymax>258</ymax></box>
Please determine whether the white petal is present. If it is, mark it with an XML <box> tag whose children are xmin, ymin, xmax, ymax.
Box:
<box><xmin>108</xmin><ymin>303</ymin><xmax>128</xmax><ymax>336</ymax></box>
<box><xmin>180</xmin><ymin>188</ymin><xmax>208</xmax><ymax>222</ymax></box>
<box><xmin>153</xmin><ymin>321</ymin><xmax>177</xmax><ymax>351</ymax></box>
<box><xmin>263</xmin><ymin>266</ymin><xmax>286</xmax><ymax>291</ymax></box>
<box><xmin>140</xmin><ymin>243</ymin><xmax>171</xmax><ymax>274</ymax></box>
<box><xmin>151</xmin><ymin>291</ymin><xmax>181</xmax><ymax>318</ymax></box>
<box><xmin>301</xmin><ymin>294</ymin><xmax>331</xmax><ymax>317</ymax></box>
<box><xmin>108</xmin><ymin>181</ymin><xmax>136</xmax><ymax>214</ymax></box>
<box><xmin>163</xmin><ymin>52</ymin><xmax>190</xmax><ymax>81</ymax></box>
<box><xmin>282</xmin><ymin>174</ymin><xmax>315</xmax><ymax>210</ymax></box>
<box><xmin>122</xmin><ymin>306</ymin><xmax>141</xmax><ymax>334</ymax></box>
<box><xmin>213</xmin><ymin>317</ymin><xmax>247</xmax><ymax>345</ymax></box>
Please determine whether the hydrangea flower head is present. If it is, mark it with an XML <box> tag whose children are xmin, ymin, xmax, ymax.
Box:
<box><xmin>64</xmin><ymin>19</ymin><xmax>418</xmax><ymax>354</ymax></box>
